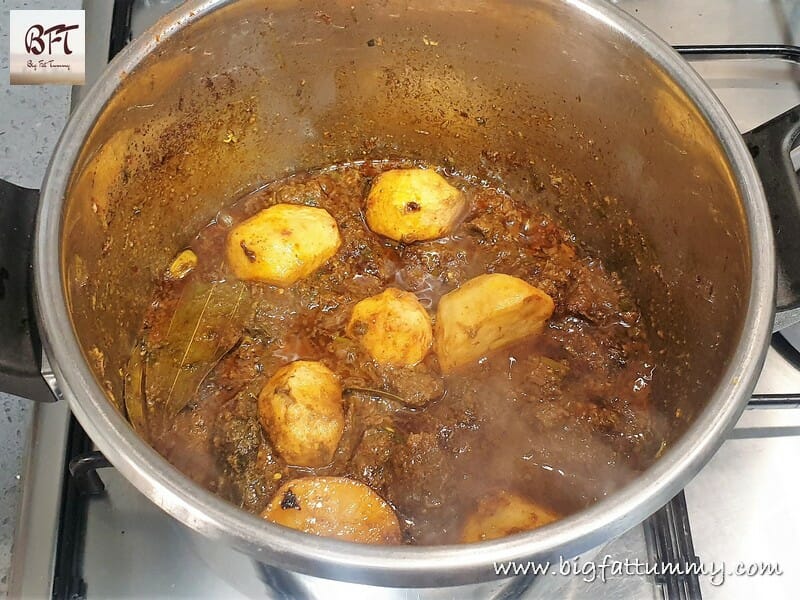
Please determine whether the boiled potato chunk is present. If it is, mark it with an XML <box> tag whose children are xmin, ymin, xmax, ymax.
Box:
<box><xmin>460</xmin><ymin>491</ymin><xmax>560</xmax><ymax>543</ymax></box>
<box><xmin>226</xmin><ymin>204</ymin><xmax>341</xmax><ymax>286</ymax></box>
<box><xmin>365</xmin><ymin>168</ymin><xmax>466</xmax><ymax>242</ymax></box>
<box><xmin>434</xmin><ymin>273</ymin><xmax>555</xmax><ymax>373</ymax></box>
<box><xmin>347</xmin><ymin>288</ymin><xmax>433</xmax><ymax>366</ymax></box>
<box><xmin>258</xmin><ymin>361</ymin><xmax>344</xmax><ymax>467</ymax></box>
<box><xmin>262</xmin><ymin>476</ymin><xmax>402</xmax><ymax>544</ymax></box>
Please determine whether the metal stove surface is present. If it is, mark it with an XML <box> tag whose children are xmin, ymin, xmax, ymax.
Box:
<box><xmin>10</xmin><ymin>1</ymin><xmax>800</xmax><ymax>598</ymax></box>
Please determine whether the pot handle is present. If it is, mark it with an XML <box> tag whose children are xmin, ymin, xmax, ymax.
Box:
<box><xmin>742</xmin><ymin>105</ymin><xmax>800</xmax><ymax>332</ymax></box>
<box><xmin>0</xmin><ymin>179</ymin><xmax>57</xmax><ymax>401</ymax></box>
<box><xmin>675</xmin><ymin>45</ymin><xmax>800</xmax><ymax>331</ymax></box>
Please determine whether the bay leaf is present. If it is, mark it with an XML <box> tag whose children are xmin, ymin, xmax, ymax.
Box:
<box><xmin>123</xmin><ymin>340</ymin><xmax>148</xmax><ymax>438</ymax></box>
<box><xmin>142</xmin><ymin>277</ymin><xmax>251</xmax><ymax>434</ymax></box>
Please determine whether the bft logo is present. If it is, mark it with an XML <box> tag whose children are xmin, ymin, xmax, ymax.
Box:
<box><xmin>25</xmin><ymin>23</ymin><xmax>80</xmax><ymax>56</ymax></box>
<box><xmin>9</xmin><ymin>10</ymin><xmax>85</xmax><ymax>85</ymax></box>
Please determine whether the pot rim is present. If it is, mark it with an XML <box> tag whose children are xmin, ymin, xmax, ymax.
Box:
<box><xmin>34</xmin><ymin>0</ymin><xmax>775</xmax><ymax>587</ymax></box>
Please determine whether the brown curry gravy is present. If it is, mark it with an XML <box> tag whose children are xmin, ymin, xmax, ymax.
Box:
<box><xmin>128</xmin><ymin>160</ymin><xmax>659</xmax><ymax>545</ymax></box>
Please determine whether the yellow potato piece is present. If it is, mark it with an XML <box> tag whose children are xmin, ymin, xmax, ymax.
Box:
<box><xmin>258</xmin><ymin>361</ymin><xmax>344</xmax><ymax>467</ymax></box>
<box><xmin>460</xmin><ymin>491</ymin><xmax>560</xmax><ymax>543</ymax></box>
<box><xmin>226</xmin><ymin>204</ymin><xmax>341</xmax><ymax>286</ymax></box>
<box><xmin>167</xmin><ymin>249</ymin><xmax>198</xmax><ymax>280</ymax></box>
<box><xmin>347</xmin><ymin>288</ymin><xmax>433</xmax><ymax>366</ymax></box>
<box><xmin>434</xmin><ymin>273</ymin><xmax>555</xmax><ymax>373</ymax></box>
<box><xmin>262</xmin><ymin>476</ymin><xmax>402</xmax><ymax>544</ymax></box>
<box><xmin>365</xmin><ymin>168</ymin><xmax>466</xmax><ymax>242</ymax></box>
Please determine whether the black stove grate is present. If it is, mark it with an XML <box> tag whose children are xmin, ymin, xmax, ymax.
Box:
<box><xmin>52</xmin><ymin>418</ymin><xmax>93</xmax><ymax>600</ymax></box>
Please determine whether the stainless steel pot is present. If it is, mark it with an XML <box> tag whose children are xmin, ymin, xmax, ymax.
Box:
<box><xmin>3</xmin><ymin>0</ymin><xmax>800</xmax><ymax>588</ymax></box>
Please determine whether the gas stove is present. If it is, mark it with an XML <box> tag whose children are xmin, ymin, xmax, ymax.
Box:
<box><xmin>8</xmin><ymin>1</ymin><xmax>800</xmax><ymax>598</ymax></box>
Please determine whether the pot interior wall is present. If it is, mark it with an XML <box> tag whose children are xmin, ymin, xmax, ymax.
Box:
<box><xmin>62</xmin><ymin>0</ymin><xmax>749</xmax><ymax>457</ymax></box>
